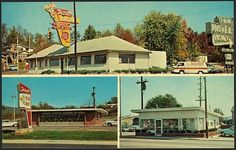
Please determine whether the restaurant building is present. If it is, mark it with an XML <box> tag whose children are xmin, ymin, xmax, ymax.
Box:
<box><xmin>131</xmin><ymin>107</ymin><xmax>222</xmax><ymax>136</ymax></box>
<box><xmin>26</xmin><ymin>36</ymin><xmax>166</xmax><ymax>73</ymax></box>
<box><xmin>29</xmin><ymin>108</ymin><xmax>108</xmax><ymax>126</ymax></box>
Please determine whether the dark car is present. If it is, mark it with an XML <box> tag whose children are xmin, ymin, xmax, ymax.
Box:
<box><xmin>207</xmin><ymin>64</ymin><xmax>224</xmax><ymax>74</ymax></box>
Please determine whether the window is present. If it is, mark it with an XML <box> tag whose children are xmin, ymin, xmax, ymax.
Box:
<box><xmin>163</xmin><ymin>119</ymin><xmax>178</xmax><ymax>131</ymax></box>
<box><xmin>95</xmin><ymin>54</ymin><xmax>106</xmax><ymax>64</ymax></box>
<box><xmin>81</xmin><ymin>55</ymin><xmax>91</xmax><ymax>65</ymax></box>
<box><xmin>45</xmin><ymin>59</ymin><xmax>48</xmax><ymax>67</ymax></box>
<box><xmin>182</xmin><ymin>118</ymin><xmax>195</xmax><ymax>131</ymax></box>
<box><xmin>39</xmin><ymin>60</ymin><xmax>43</xmax><ymax>68</ymax></box>
<box><xmin>140</xmin><ymin>119</ymin><xmax>154</xmax><ymax>130</ymax></box>
<box><xmin>49</xmin><ymin>59</ymin><xmax>59</xmax><ymax>66</ymax></box>
<box><xmin>119</xmin><ymin>54</ymin><xmax>135</xmax><ymax>63</ymax></box>
<box><xmin>68</xmin><ymin>57</ymin><xmax>75</xmax><ymax>66</ymax></box>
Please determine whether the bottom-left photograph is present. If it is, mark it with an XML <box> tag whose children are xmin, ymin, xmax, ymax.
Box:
<box><xmin>2</xmin><ymin>76</ymin><xmax>118</xmax><ymax>149</ymax></box>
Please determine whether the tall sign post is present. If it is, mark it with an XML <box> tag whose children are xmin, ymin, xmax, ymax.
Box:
<box><xmin>44</xmin><ymin>2</ymin><xmax>80</xmax><ymax>73</ymax></box>
<box><xmin>206</xmin><ymin>16</ymin><xmax>234</xmax><ymax>73</ymax></box>
<box><xmin>136</xmin><ymin>76</ymin><xmax>148</xmax><ymax>109</ymax></box>
<box><xmin>203</xmin><ymin>76</ymin><xmax>208</xmax><ymax>139</ymax></box>
<box><xmin>17</xmin><ymin>83</ymin><xmax>32</xmax><ymax>128</ymax></box>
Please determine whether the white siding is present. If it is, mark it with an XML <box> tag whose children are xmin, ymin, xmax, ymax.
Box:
<box><xmin>149</xmin><ymin>51</ymin><xmax>166</xmax><ymax>68</ymax></box>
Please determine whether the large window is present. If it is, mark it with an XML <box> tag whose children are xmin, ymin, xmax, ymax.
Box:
<box><xmin>45</xmin><ymin>59</ymin><xmax>48</xmax><ymax>67</ymax></box>
<box><xmin>119</xmin><ymin>54</ymin><xmax>135</xmax><ymax>63</ymax></box>
<box><xmin>140</xmin><ymin>119</ymin><xmax>155</xmax><ymax>130</ymax></box>
<box><xmin>49</xmin><ymin>59</ymin><xmax>59</xmax><ymax>66</ymax></box>
<box><xmin>68</xmin><ymin>57</ymin><xmax>75</xmax><ymax>66</ymax></box>
<box><xmin>182</xmin><ymin>118</ymin><xmax>195</xmax><ymax>131</ymax></box>
<box><xmin>95</xmin><ymin>54</ymin><xmax>106</xmax><ymax>64</ymax></box>
<box><xmin>81</xmin><ymin>55</ymin><xmax>91</xmax><ymax>65</ymax></box>
<box><xmin>163</xmin><ymin>119</ymin><xmax>178</xmax><ymax>131</ymax></box>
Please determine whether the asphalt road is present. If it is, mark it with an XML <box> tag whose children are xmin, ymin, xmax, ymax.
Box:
<box><xmin>2</xmin><ymin>143</ymin><xmax>116</xmax><ymax>149</ymax></box>
<box><xmin>120</xmin><ymin>138</ymin><xmax>234</xmax><ymax>148</ymax></box>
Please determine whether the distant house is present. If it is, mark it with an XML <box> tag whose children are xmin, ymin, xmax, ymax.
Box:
<box><xmin>132</xmin><ymin>107</ymin><xmax>222</xmax><ymax>136</ymax></box>
<box><xmin>26</xmin><ymin>36</ymin><xmax>166</xmax><ymax>73</ymax></box>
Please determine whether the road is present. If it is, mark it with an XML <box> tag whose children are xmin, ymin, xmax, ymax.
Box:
<box><xmin>2</xmin><ymin>143</ymin><xmax>116</xmax><ymax>149</ymax></box>
<box><xmin>120</xmin><ymin>138</ymin><xmax>234</xmax><ymax>148</ymax></box>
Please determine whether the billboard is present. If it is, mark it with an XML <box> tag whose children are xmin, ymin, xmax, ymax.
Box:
<box><xmin>17</xmin><ymin>83</ymin><xmax>31</xmax><ymax>109</ymax></box>
<box><xmin>44</xmin><ymin>3</ymin><xmax>80</xmax><ymax>47</ymax></box>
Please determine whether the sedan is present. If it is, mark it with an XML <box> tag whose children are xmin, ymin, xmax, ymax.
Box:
<box><xmin>218</xmin><ymin>126</ymin><xmax>234</xmax><ymax>137</ymax></box>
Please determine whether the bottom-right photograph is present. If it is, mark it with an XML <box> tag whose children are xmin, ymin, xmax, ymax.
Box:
<box><xmin>119</xmin><ymin>75</ymin><xmax>234</xmax><ymax>149</ymax></box>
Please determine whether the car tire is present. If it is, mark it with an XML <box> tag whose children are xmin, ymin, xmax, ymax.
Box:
<box><xmin>179</xmin><ymin>71</ymin><xmax>185</xmax><ymax>74</ymax></box>
<box><xmin>198</xmin><ymin>71</ymin><xmax>203</xmax><ymax>74</ymax></box>
<box><xmin>220</xmin><ymin>132</ymin><xmax>226</xmax><ymax>137</ymax></box>
<box><xmin>108</xmin><ymin>123</ymin><xmax>112</xmax><ymax>127</ymax></box>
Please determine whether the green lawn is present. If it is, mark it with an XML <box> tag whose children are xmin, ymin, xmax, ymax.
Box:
<box><xmin>3</xmin><ymin>130</ymin><xmax>117</xmax><ymax>141</ymax></box>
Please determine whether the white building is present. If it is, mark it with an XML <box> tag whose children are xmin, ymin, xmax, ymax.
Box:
<box><xmin>26</xmin><ymin>36</ymin><xmax>166</xmax><ymax>73</ymax></box>
<box><xmin>132</xmin><ymin>107</ymin><xmax>222</xmax><ymax>136</ymax></box>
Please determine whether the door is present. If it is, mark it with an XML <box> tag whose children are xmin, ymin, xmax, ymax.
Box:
<box><xmin>156</xmin><ymin>120</ymin><xmax>162</xmax><ymax>136</ymax></box>
<box><xmin>61</xmin><ymin>58</ymin><xmax>64</xmax><ymax>74</ymax></box>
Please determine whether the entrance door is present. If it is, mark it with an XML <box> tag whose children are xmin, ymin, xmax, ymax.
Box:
<box><xmin>61</xmin><ymin>58</ymin><xmax>64</xmax><ymax>74</ymax></box>
<box><xmin>156</xmin><ymin>120</ymin><xmax>162</xmax><ymax>136</ymax></box>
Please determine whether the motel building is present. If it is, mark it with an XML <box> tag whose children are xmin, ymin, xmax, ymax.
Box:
<box><xmin>131</xmin><ymin>107</ymin><xmax>222</xmax><ymax>136</ymax></box>
<box><xmin>29</xmin><ymin>108</ymin><xmax>108</xmax><ymax>127</ymax></box>
<box><xmin>26</xmin><ymin>36</ymin><xmax>166</xmax><ymax>73</ymax></box>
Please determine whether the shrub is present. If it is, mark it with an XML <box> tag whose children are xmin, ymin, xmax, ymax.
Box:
<box><xmin>121</xmin><ymin>69</ymin><xmax>129</xmax><ymax>73</ymax></box>
<box><xmin>113</xmin><ymin>70</ymin><xmax>121</xmax><ymax>73</ymax></box>
<box><xmin>129</xmin><ymin>69</ymin><xmax>136</xmax><ymax>74</ymax></box>
<box><xmin>149</xmin><ymin>66</ymin><xmax>166</xmax><ymax>74</ymax></box>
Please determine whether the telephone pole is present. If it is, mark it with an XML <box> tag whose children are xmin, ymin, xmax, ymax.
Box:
<box><xmin>196</xmin><ymin>76</ymin><xmax>203</xmax><ymax>107</ymax></box>
<box><xmin>73</xmin><ymin>1</ymin><xmax>78</xmax><ymax>72</ymax></box>
<box><xmin>136</xmin><ymin>76</ymin><xmax>148</xmax><ymax>109</ymax></box>
<box><xmin>204</xmin><ymin>76</ymin><xmax>209</xmax><ymax>139</ymax></box>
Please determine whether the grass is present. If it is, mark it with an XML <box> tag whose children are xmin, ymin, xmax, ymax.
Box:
<box><xmin>3</xmin><ymin>130</ymin><xmax>117</xmax><ymax>141</ymax></box>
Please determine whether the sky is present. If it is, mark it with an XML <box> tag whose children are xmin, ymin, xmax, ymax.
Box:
<box><xmin>2</xmin><ymin>76</ymin><xmax>117</xmax><ymax>108</ymax></box>
<box><xmin>121</xmin><ymin>75</ymin><xmax>234</xmax><ymax>117</ymax></box>
<box><xmin>2</xmin><ymin>1</ymin><xmax>234</xmax><ymax>42</ymax></box>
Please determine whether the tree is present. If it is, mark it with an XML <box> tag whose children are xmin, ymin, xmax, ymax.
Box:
<box><xmin>213</xmin><ymin>108</ymin><xmax>224</xmax><ymax>115</ymax></box>
<box><xmin>36</xmin><ymin>101</ymin><xmax>54</xmax><ymax>109</ymax></box>
<box><xmin>62</xmin><ymin>105</ymin><xmax>78</xmax><ymax>109</ymax></box>
<box><xmin>2</xmin><ymin>23</ymin><xmax>9</xmax><ymax>51</ymax></box>
<box><xmin>33</xmin><ymin>33</ymin><xmax>51</xmax><ymax>53</ymax></box>
<box><xmin>107</xmin><ymin>97</ymin><xmax>118</xmax><ymax>104</ymax></box>
<box><xmin>82</xmin><ymin>25</ymin><xmax>97</xmax><ymax>41</ymax></box>
<box><xmin>71</xmin><ymin>30</ymin><xmax>81</xmax><ymax>43</ymax></box>
<box><xmin>134</xmin><ymin>11</ymin><xmax>184</xmax><ymax>66</ymax></box>
<box><xmin>96</xmin><ymin>29</ymin><xmax>114</xmax><ymax>38</ymax></box>
<box><xmin>145</xmin><ymin>94</ymin><xmax>182</xmax><ymax>109</ymax></box>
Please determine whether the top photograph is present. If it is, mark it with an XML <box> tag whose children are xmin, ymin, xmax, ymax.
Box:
<box><xmin>1</xmin><ymin>1</ymin><xmax>234</xmax><ymax>75</ymax></box>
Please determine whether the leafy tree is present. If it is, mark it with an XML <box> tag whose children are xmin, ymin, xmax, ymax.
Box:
<box><xmin>96</xmin><ymin>29</ymin><xmax>114</xmax><ymax>38</ymax></box>
<box><xmin>33</xmin><ymin>33</ymin><xmax>51</xmax><ymax>53</ymax></box>
<box><xmin>134</xmin><ymin>11</ymin><xmax>184</xmax><ymax>66</ymax></box>
<box><xmin>36</xmin><ymin>101</ymin><xmax>54</xmax><ymax>109</ymax></box>
<box><xmin>82</xmin><ymin>25</ymin><xmax>97</xmax><ymax>40</ymax></box>
<box><xmin>145</xmin><ymin>94</ymin><xmax>182</xmax><ymax>109</ymax></box>
<box><xmin>62</xmin><ymin>105</ymin><xmax>78</xmax><ymax>109</ymax></box>
<box><xmin>107</xmin><ymin>96</ymin><xmax>118</xmax><ymax>104</ymax></box>
<box><xmin>2</xmin><ymin>23</ymin><xmax>9</xmax><ymax>51</ymax></box>
<box><xmin>71</xmin><ymin>30</ymin><xmax>81</xmax><ymax>43</ymax></box>
<box><xmin>213</xmin><ymin>108</ymin><xmax>224</xmax><ymax>115</ymax></box>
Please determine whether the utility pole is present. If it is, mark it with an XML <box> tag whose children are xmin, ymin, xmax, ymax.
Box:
<box><xmin>17</xmin><ymin>37</ymin><xmax>19</xmax><ymax>74</ymax></box>
<box><xmin>73</xmin><ymin>1</ymin><xmax>78</xmax><ymax>73</ymax></box>
<box><xmin>92</xmin><ymin>87</ymin><xmax>96</xmax><ymax>108</ymax></box>
<box><xmin>196</xmin><ymin>76</ymin><xmax>203</xmax><ymax>107</ymax></box>
<box><xmin>204</xmin><ymin>76</ymin><xmax>209</xmax><ymax>139</ymax></box>
<box><xmin>136</xmin><ymin>76</ymin><xmax>148</xmax><ymax>109</ymax></box>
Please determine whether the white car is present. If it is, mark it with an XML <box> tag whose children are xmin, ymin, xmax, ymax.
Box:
<box><xmin>105</xmin><ymin>119</ymin><xmax>117</xmax><ymax>126</ymax></box>
<box><xmin>2</xmin><ymin>120</ymin><xmax>18</xmax><ymax>127</ymax></box>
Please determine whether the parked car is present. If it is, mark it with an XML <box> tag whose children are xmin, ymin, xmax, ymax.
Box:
<box><xmin>218</xmin><ymin>126</ymin><xmax>234</xmax><ymax>137</ymax></box>
<box><xmin>2</xmin><ymin>120</ymin><xmax>18</xmax><ymax>127</ymax></box>
<box><xmin>105</xmin><ymin>119</ymin><xmax>117</xmax><ymax>126</ymax></box>
<box><xmin>207</xmin><ymin>64</ymin><xmax>224</xmax><ymax>74</ymax></box>
<box><xmin>122</xmin><ymin>125</ymin><xmax>135</xmax><ymax>132</ymax></box>
<box><xmin>41</xmin><ymin>70</ymin><xmax>55</xmax><ymax>74</ymax></box>
<box><xmin>8</xmin><ymin>64</ymin><xmax>18</xmax><ymax>71</ymax></box>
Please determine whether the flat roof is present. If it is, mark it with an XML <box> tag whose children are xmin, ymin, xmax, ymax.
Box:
<box><xmin>29</xmin><ymin>108</ymin><xmax>108</xmax><ymax>115</ymax></box>
<box><xmin>131</xmin><ymin>107</ymin><xmax>223</xmax><ymax>118</ymax></box>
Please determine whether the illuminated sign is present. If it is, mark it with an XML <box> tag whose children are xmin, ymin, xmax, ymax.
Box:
<box><xmin>18</xmin><ymin>93</ymin><xmax>31</xmax><ymax>109</ymax></box>
<box><xmin>17</xmin><ymin>83</ymin><xmax>31</xmax><ymax>109</ymax></box>
<box><xmin>206</xmin><ymin>16</ymin><xmax>234</xmax><ymax>46</ymax></box>
<box><xmin>18</xmin><ymin>83</ymin><xmax>31</xmax><ymax>94</ymax></box>
<box><xmin>44</xmin><ymin>3</ymin><xmax>80</xmax><ymax>47</ymax></box>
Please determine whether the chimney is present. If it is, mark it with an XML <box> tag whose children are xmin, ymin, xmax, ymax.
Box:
<box><xmin>92</xmin><ymin>87</ymin><xmax>96</xmax><ymax>108</ymax></box>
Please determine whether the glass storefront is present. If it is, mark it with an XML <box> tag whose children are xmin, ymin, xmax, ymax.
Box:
<box><xmin>140</xmin><ymin>119</ymin><xmax>155</xmax><ymax>130</ymax></box>
<box><xmin>163</xmin><ymin>119</ymin><xmax>178</xmax><ymax>131</ymax></box>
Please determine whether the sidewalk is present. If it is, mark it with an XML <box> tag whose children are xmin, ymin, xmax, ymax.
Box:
<box><xmin>3</xmin><ymin>139</ymin><xmax>117</xmax><ymax>145</ymax></box>
<box><xmin>121</xmin><ymin>135</ymin><xmax>234</xmax><ymax>141</ymax></box>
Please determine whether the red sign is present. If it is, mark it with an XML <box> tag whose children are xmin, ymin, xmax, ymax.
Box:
<box><xmin>18</xmin><ymin>83</ymin><xmax>31</xmax><ymax>94</ymax></box>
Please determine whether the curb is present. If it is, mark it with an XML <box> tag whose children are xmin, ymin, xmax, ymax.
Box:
<box><xmin>120</xmin><ymin>136</ymin><xmax>234</xmax><ymax>142</ymax></box>
<box><xmin>2</xmin><ymin>139</ymin><xmax>117</xmax><ymax>145</ymax></box>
